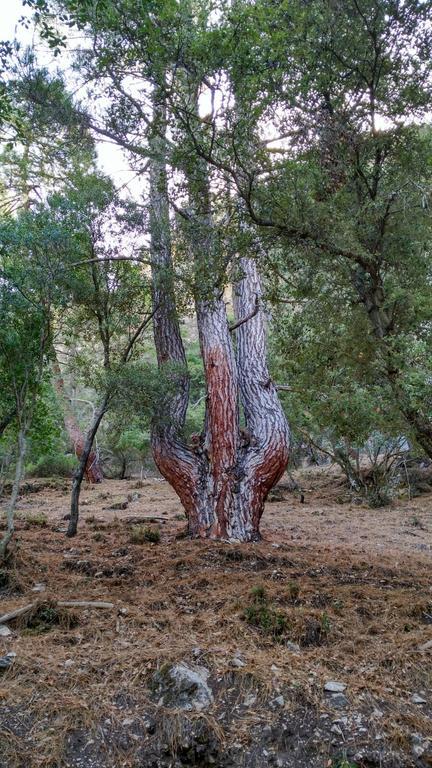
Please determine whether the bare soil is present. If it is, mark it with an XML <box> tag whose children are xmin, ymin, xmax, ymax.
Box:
<box><xmin>0</xmin><ymin>467</ymin><xmax>431</xmax><ymax>768</ymax></box>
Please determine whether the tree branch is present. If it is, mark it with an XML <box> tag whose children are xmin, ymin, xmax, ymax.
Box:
<box><xmin>229</xmin><ymin>295</ymin><xmax>259</xmax><ymax>332</ymax></box>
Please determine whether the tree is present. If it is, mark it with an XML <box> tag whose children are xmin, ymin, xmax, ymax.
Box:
<box><xmin>0</xmin><ymin>207</ymin><xmax>58</xmax><ymax>559</ymax></box>
<box><xmin>148</xmin><ymin>88</ymin><xmax>289</xmax><ymax>540</ymax></box>
<box><xmin>0</xmin><ymin>59</ymin><xmax>105</xmax><ymax>480</ymax></box>
<box><xmin>52</xmin><ymin>174</ymin><xmax>155</xmax><ymax>535</ymax></box>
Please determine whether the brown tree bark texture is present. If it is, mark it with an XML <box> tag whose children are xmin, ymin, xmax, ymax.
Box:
<box><xmin>149</xmin><ymin>97</ymin><xmax>289</xmax><ymax>541</ymax></box>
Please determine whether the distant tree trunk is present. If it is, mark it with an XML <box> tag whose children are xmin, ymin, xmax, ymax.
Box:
<box><xmin>67</xmin><ymin>397</ymin><xmax>109</xmax><ymax>537</ymax></box>
<box><xmin>52</xmin><ymin>356</ymin><xmax>104</xmax><ymax>483</ymax></box>
<box><xmin>149</xmin><ymin>90</ymin><xmax>290</xmax><ymax>541</ymax></box>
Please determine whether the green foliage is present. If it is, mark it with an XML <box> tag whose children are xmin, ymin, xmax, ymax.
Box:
<box><xmin>27</xmin><ymin>453</ymin><xmax>77</xmax><ymax>478</ymax></box>
<box><xmin>130</xmin><ymin>525</ymin><xmax>161</xmax><ymax>544</ymax></box>
<box><xmin>243</xmin><ymin>585</ymin><xmax>288</xmax><ymax>640</ymax></box>
<box><xmin>25</xmin><ymin>512</ymin><xmax>48</xmax><ymax>527</ymax></box>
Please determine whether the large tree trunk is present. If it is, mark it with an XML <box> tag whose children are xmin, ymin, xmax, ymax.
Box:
<box><xmin>52</xmin><ymin>356</ymin><xmax>104</xmax><ymax>483</ymax></box>
<box><xmin>149</xmin><ymin>91</ymin><xmax>290</xmax><ymax>541</ymax></box>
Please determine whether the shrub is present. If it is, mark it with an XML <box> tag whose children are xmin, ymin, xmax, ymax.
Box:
<box><xmin>243</xmin><ymin>585</ymin><xmax>288</xmax><ymax>639</ymax></box>
<box><xmin>26</xmin><ymin>513</ymin><xmax>48</xmax><ymax>527</ymax></box>
<box><xmin>130</xmin><ymin>525</ymin><xmax>160</xmax><ymax>544</ymax></box>
<box><xmin>28</xmin><ymin>452</ymin><xmax>78</xmax><ymax>478</ymax></box>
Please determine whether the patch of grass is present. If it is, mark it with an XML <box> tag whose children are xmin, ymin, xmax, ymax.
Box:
<box><xmin>18</xmin><ymin>600</ymin><xmax>79</xmax><ymax>634</ymax></box>
<box><xmin>130</xmin><ymin>524</ymin><xmax>161</xmax><ymax>544</ymax></box>
<box><xmin>26</xmin><ymin>512</ymin><xmax>48</xmax><ymax>527</ymax></box>
<box><xmin>243</xmin><ymin>585</ymin><xmax>288</xmax><ymax>640</ymax></box>
<box><xmin>288</xmin><ymin>580</ymin><xmax>300</xmax><ymax>602</ymax></box>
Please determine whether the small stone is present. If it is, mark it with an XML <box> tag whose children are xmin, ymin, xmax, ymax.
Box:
<box><xmin>285</xmin><ymin>641</ymin><xmax>300</xmax><ymax>653</ymax></box>
<box><xmin>0</xmin><ymin>625</ymin><xmax>12</xmax><ymax>637</ymax></box>
<box><xmin>192</xmin><ymin>647</ymin><xmax>202</xmax><ymax>658</ymax></box>
<box><xmin>64</xmin><ymin>659</ymin><xmax>74</xmax><ymax>669</ymax></box>
<box><xmin>232</xmin><ymin>657</ymin><xmax>246</xmax><ymax>668</ymax></box>
<box><xmin>243</xmin><ymin>694</ymin><xmax>257</xmax><ymax>707</ymax></box>
<box><xmin>32</xmin><ymin>583</ymin><xmax>46</xmax><ymax>592</ymax></box>
<box><xmin>122</xmin><ymin>717</ymin><xmax>134</xmax><ymax>726</ymax></box>
<box><xmin>0</xmin><ymin>656</ymin><xmax>13</xmax><ymax>670</ymax></box>
<box><xmin>272</xmin><ymin>695</ymin><xmax>285</xmax><ymax>708</ymax></box>
<box><xmin>412</xmin><ymin>693</ymin><xmax>427</xmax><ymax>704</ymax></box>
<box><xmin>324</xmin><ymin>681</ymin><xmax>346</xmax><ymax>693</ymax></box>
<box><xmin>6</xmin><ymin>651</ymin><xmax>16</xmax><ymax>658</ymax></box>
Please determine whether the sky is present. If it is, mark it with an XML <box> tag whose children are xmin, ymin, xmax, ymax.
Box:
<box><xmin>3</xmin><ymin>0</ymin><xmax>141</xmax><ymax>196</ymax></box>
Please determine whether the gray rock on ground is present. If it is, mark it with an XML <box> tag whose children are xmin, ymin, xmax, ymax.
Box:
<box><xmin>153</xmin><ymin>663</ymin><xmax>214</xmax><ymax>711</ymax></box>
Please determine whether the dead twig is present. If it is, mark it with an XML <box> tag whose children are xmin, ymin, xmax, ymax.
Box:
<box><xmin>0</xmin><ymin>600</ymin><xmax>115</xmax><ymax>624</ymax></box>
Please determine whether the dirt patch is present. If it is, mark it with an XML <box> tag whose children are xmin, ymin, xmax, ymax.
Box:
<box><xmin>0</xmin><ymin>469</ymin><xmax>431</xmax><ymax>766</ymax></box>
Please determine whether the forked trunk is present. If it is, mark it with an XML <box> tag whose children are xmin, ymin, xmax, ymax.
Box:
<box><xmin>149</xmin><ymin>91</ymin><xmax>289</xmax><ymax>541</ymax></box>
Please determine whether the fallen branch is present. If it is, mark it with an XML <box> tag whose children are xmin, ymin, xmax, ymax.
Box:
<box><xmin>0</xmin><ymin>600</ymin><xmax>115</xmax><ymax>624</ymax></box>
<box><xmin>124</xmin><ymin>516</ymin><xmax>167</xmax><ymax>524</ymax></box>
<box><xmin>58</xmin><ymin>601</ymin><xmax>115</xmax><ymax>610</ymax></box>
<box><xmin>0</xmin><ymin>603</ymin><xmax>34</xmax><ymax>624</ymax></box>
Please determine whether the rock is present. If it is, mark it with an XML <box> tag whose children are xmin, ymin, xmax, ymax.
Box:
<box><xmin>243</xmin><ymin>694</ymin><xmax>257</xmax><ymax>707</ymax></box>
<box><xmin>153</xmin><ymin>663</ymin><xmax>213</xmax><ymax>711</ymax></box>
<box><xmin>108</xmin><ymin>500</ymin><xmax>129</xmax><ymax>511</ymax></box>
<box><xmin>0</xmin><ymin>655</ymin><xmax>13</xmax><ymax>671</ymax></box>
<box><xmin>232</xmin><ymin>655</ymin><xmax>246</xmax><ymax>668</ymax></box>
<box><xmin>324</xmin><ymin>681</ymin><xmax>346</xmax><ymax>693</ymax></box>
<box><xmin>0</xmin><ymin>625</ymin><xmax>12</xmax><ymax>637</ymax></box>
<box><xmin>121</xmin><ymin>717</ymin><xmax>134</xmax><ymax>726</ymax></box>
<box><xmin>326</xmin><ymin>693</ymin><xmax>350</xmax><ymax>710</ymax></box>
<box><xmin>64</xmin><ymin>659</ymin><xmax>74</xmax><ymax>669</ymax></box>
<box><xmin>412</xmin><ymin>693</ymin><xmax>427</xmax><ymax>704</ymax></box>
<box><xmin>285</xmin><ymin>641</ymin><xmax>300</xmax><ymax>653</ymax></box>
<box><xmin>271</xmin><ymin>695</ymin><xmax>285</xmax><ymax>708</ymax></box>
<box><xmin>32</xmin><ymin>582</ymin><xmax>46</xmax><ymax>592</ymax></box>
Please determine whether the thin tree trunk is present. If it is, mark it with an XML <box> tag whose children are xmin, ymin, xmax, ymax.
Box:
<box><xmin>0</xmin><ymin>428</ymin><xmax>26</xmax><ymax>562</ymax></box>
<box><xmin>67</xmin><ymin>397</ymin><xmax>109</xmax><ymax>537</ymax></box>
<box><xmin>52</xmin><ymin>355</ymin><xmax>104</xmax><ymax>483</ymax></box>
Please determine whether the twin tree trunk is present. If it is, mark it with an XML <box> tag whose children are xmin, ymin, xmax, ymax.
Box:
<box><xmin>149</xmin><ymin>95</ymin><xmax>290</xmax><ymax>542</ymax></box>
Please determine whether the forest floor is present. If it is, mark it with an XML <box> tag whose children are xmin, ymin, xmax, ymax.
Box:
<box><xmin>0</xmin><ymin>466</ymin><xmax>431</xmax><ymax>768</ymax></box>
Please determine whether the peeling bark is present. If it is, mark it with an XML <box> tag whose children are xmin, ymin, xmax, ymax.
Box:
<box><xmin>149</xmin><ymin>90</ymin><xmax>290</xmax><ymax>541</ymax></box>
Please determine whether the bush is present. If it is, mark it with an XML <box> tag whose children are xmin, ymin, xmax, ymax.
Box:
<box><xmin>243</xmin><ymin>585</ymin><xmax>288</xmax><ymax>639</ymax></box>
<box><xmin>28</xmin><ymin>452</ymin><xmax>78</xmax><ymax>478</ymax></box>
<box><xmin>130</xmin><ymin>524</ymin><xmax>160</xmax><ymax>544</ymax></box>
<box><xmin>26</xmin><ymin>513</ymin><xmax>48</xmax><ymax>527</ymax></box>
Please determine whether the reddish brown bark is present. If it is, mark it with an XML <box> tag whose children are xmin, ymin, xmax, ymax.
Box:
<box><xmin>52</xmin><ymin>358</ymin><xmax>103</xmax><ymax>483</ymax></box>
<box><xmin>149</xmin><ymin>91</ymin><xmax>289</xmax><ymax>542</ymax></box>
